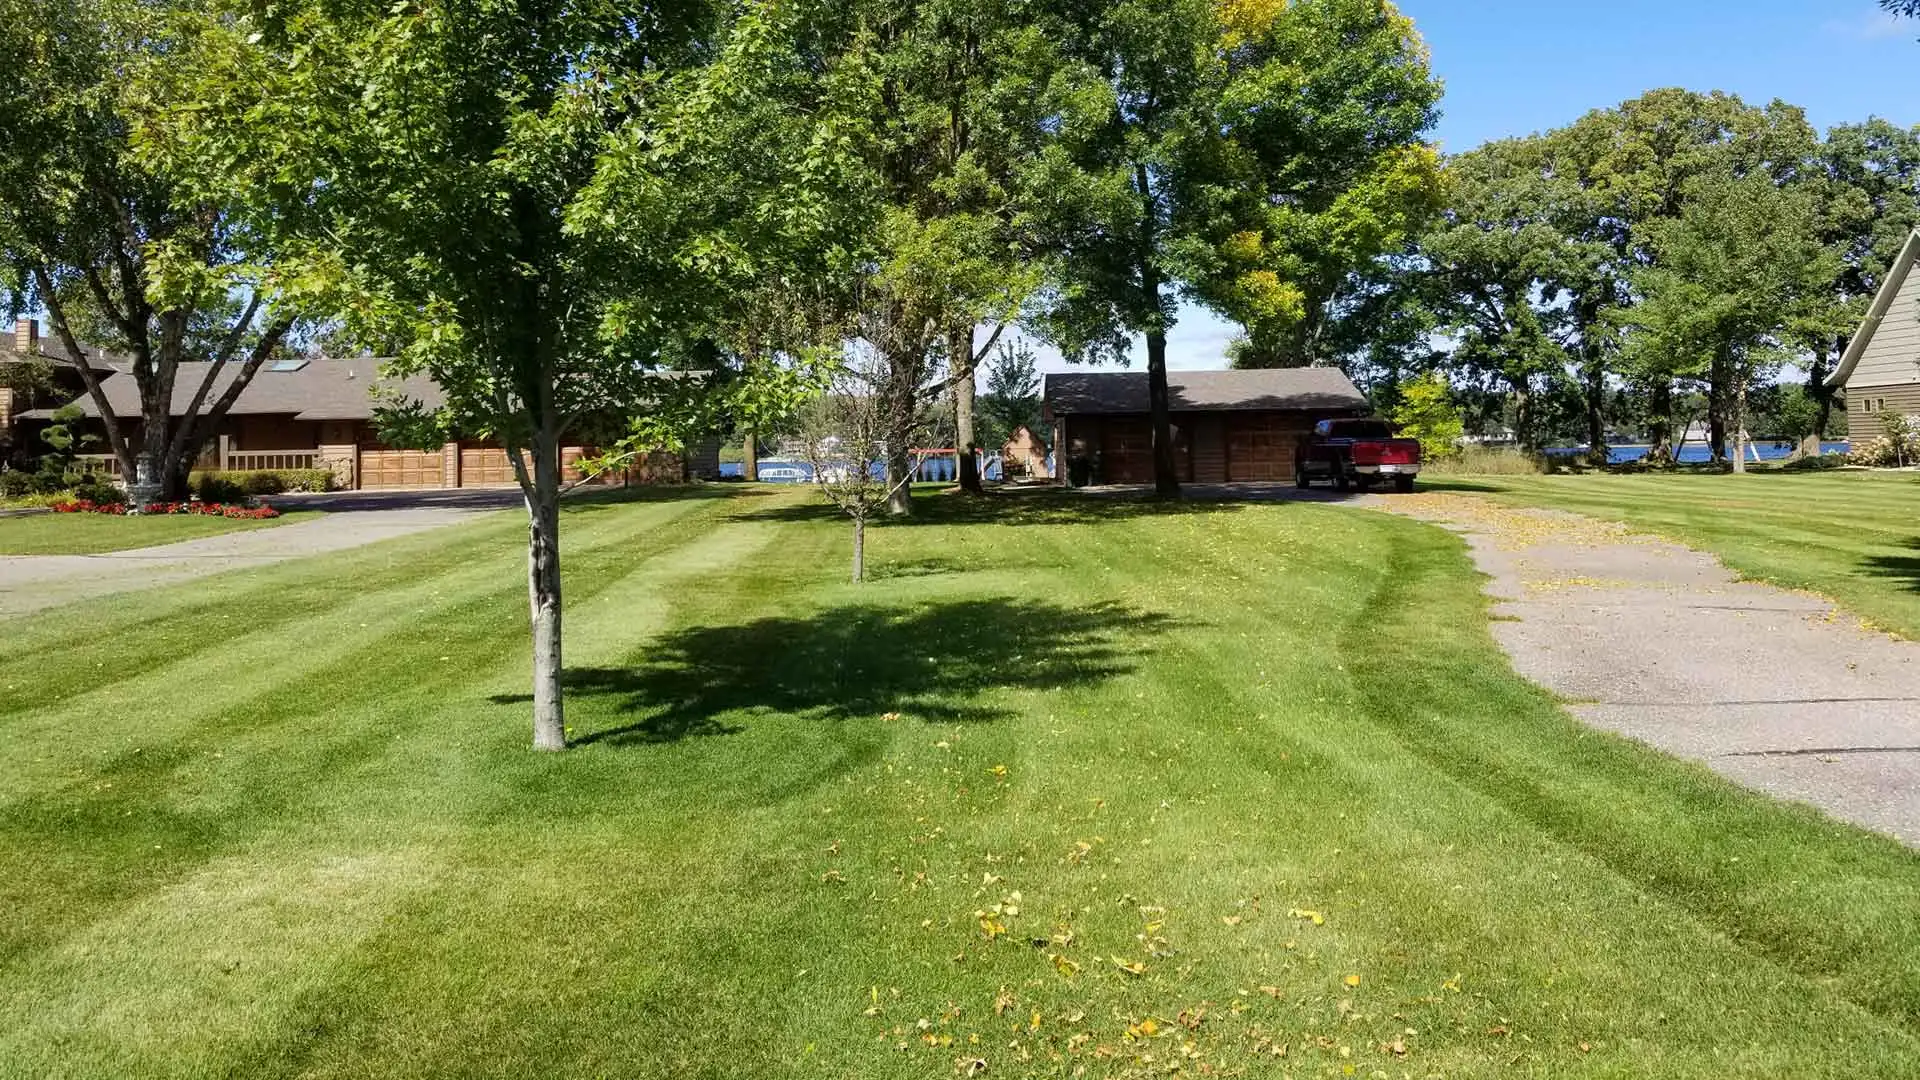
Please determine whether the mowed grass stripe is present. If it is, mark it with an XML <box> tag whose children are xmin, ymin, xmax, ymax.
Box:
<box><xmin>4</xmin><ymin>488</ymin><xmax>1920</xmax><ymax>1078</ymax></box>
<box><xmin>0</xmin><ymin>492</ymin><xmax>758</xmax><ymax>972</ymax></box>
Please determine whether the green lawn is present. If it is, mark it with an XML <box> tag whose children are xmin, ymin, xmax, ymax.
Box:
<box><xmin>2</xmin><ymin>485</ymin><xmax>1916</xmax><ymax>1078</ymax></box>
<box><xmin>0</xmin><ymin>509</ymin><xmax>315</xmax><ymax>555</ymax></box>
<box><xmin>1426</xmin><ymin>470</ymin><xmax>1920</xmax><ymax>638</ymax></box>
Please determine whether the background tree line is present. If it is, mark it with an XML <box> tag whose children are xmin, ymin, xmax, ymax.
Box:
<box><xmin>1297</xmin><ymin>88</ymin><xmax>1920</xmax><ymax>466</ymax></box>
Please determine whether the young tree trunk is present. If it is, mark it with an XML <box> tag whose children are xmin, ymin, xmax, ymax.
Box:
<box><xmin>1582</xmin><ymin>357</ymin><xmax>1608</xmax><ymax>468</ymax></box>
<box><xmin>1730</xmin><ymin>375</ymin><xmax>1748</xmax><ymax>475</ymax></box>
<box><xmin>1808</xmin><ymin>337</ymin><xmax>1842</xmax><ymax>442</ymax></box>
<box><xmin>883</xmin><ymin>345</ymin><xmax>919</xmax><ymax>517</ymax></box>
<box><xmin>950</xmin><ymin>325</ymin><xmax>982</xmax><ymax>494</ymax></box>
<box><xmin>1646</xmin><ymin>380</ymin><xmax>1675</xmax><ymax>465</ymax></box>
<box><xmin>851</xmin><ymin>515</ymin><xmax>865</xmax><ymax>583</ymax></box>
<box><xmin>743</xmin><ymin>430</ymin><xmax>759</xmax><ymax>482</ymax></box>
<box><xmin>524</xmin><ymin>424</ymin><xmax>566</xmax><ymax>752</ymax></box>
<box><xmin>1707</xmin><ymin>347</ymin><xmax>1730</xmax><ymax>464</ymax></box>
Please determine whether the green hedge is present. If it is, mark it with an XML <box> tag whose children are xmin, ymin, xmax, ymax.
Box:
<box><xmin>190</xmin><ymin>468</ymin><xmax>336</xmax><ymax>502</ymax></box>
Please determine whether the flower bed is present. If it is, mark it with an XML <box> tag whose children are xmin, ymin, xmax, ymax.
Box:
<box><xmin>49</xmin><ymin>499</ymin><xmax>281</xmax><ymax>520</ymax></box>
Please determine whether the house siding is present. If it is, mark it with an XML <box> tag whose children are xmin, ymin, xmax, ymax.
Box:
<box><xmin>1845</xmin><ymin>384</ymin><xmax>1920</xmax><ymax>442</ymax></box>
<box><xmin>1849</xmin><ymin>257</ymin><xmax>1920</xmax><ymax>389</ymax></box>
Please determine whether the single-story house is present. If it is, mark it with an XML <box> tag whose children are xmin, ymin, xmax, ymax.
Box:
<box><xmin>1829</xmin><ymin>229</ymin><xmax>1920</xmax><ymax>441</ymax></box>
<box><xmin>21</xmin><ymin>346</ymin><xmax>719</xmax><ymax>490</ymax></box>
<box><xmin>1043</xmin><ymin>368</ymin><xmax>1371</xmax><ymax>486</ymax></box>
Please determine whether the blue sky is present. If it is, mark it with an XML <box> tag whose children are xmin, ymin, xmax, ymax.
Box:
<box><xmin>1030</xmin><ymin>0</ymin><xmax>1920</xmax><ymax>375</ymax></box>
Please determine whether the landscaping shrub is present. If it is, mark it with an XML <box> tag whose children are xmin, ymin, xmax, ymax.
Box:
<box><xmin>0</xmin><ymin>470</ymin><xmax>32</xmax><ymax>500</ymax></box>
<box><xmin>1849</xmin><ymin>436</ymin><xmax>1901</xmax><ymax>468</ymax></box>
<box><xmin>192</xmin><ymin>473</ymin><xmax>248</xmax><ymax>505</ymax></box>
<box><xmin>71</xmin><ymin>480</ymin><xmax>126</xmax><ymax>505</ymax></box>
<box><xmin>192</xmin><ymin>469</ymin><xmax>335</xmax><ymax>498</ymax></box>
<box><xmin>1422</xmin><ymin>445</ymin><xmax>1547</xmax><ymax>476</ymax></box>
<box><xmin>1779</xmin><ymin>453</ymin><xmax>1850</xmax><ymax>472</ymax></box>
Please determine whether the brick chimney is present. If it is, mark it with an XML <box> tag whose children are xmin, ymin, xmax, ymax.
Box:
<box><xmin>13</xmin><ymin>317</ymin><xmax>38</xmax><ymax>355</ymax></box>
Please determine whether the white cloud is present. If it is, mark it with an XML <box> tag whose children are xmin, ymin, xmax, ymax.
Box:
<box><xmin>1823</xmin><ymin>10</ymin><xmax>1910</xmax><ymax>41</ymax></box>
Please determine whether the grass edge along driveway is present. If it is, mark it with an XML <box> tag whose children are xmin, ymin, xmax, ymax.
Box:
<box><xmin>0</xmin><ymin>508</ymin><xmax>316</xmax><ymax>555</ymax></box>
<box><xmin>0</xmin><ymin>485</ymin><xmax>1915</xmax><ymax>1078</ymax></box>
<box><xmin>1424</xmin><ymin>470</ymin><xmax>1920</xmax><ymax>640</ymax></box>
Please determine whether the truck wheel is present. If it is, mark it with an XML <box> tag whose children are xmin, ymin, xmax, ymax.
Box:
<box><xmin>1295</xmin><ymin>464</ymin><xmax>1311</xmax><ymax>489</ymax></box>
<box><xmin>1332</xmin><ymin>468</ymin><xmax>1350</xmax><ymax>493</ymax></box>
<box><xmin>1394</xmin><ymin>474</ymin><xmax>1415</xmax><ymax>494</ymax></box>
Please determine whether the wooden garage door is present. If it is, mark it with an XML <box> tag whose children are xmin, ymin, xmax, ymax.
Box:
<box><xmin>459</xmin><ymin>447</ymin><xmax>518</xmax><ymax>487</ymax></box>
<box><xmin>1225</xmin><ymin>413</ymin><xmax>1302</xmax><ymax>482</ymax></box>
<box><xmin>358</xmin><ymin>449</ymin><xmax>444</xmax><ymax>489</ymax></box>
<box><xmin>1098</xmin><ymin>418</ymin><xmax>1192</xmax><ymax>485</ymax></box>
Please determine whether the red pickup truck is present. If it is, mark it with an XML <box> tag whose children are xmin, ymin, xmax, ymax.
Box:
<box><xmin>1295</xmin><ymin>418</ymin><xmax>1422</xmax><ymax>493</ymax></box>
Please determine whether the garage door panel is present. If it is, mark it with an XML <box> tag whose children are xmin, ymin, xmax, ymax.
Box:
<box><xmin>1226</xmin><ymin>414</ymin><xmax>1303</xmax><ymax>482</ymax></box>
<box><xmin>358</xmin><ymin>449</ymin><xmax>444</xmax><ymax>490</ymax></box>
<box><xmin>1098</xmin><ymin>418</ymin><xmax>1193</xmax><ymax>485</ymax></box>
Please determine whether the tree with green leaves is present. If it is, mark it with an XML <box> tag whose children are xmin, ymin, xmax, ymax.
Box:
<box><xmin>1619</xmin><ymin>167</ymin><xmax>1836</xmax><ymax>471</ymax></box>
<box><xmin>1797</xmin><ymin>119</ymin><xmax>1920</xmax><ymax>442</ymax></box>
<box><xmin>196</xmin><ymin>0</ymin><xmax>867</xmax><ymax>749</ymax></box>
<box><xmin>1191</xmin><ymin>0</ymin><xmax>1444</xmax><ymax>369</ymax></box>
<box><xmin>975</xmin><ymin>339</ymin><xmax>1041</xmax><ymax>451</ymax></box>
<box><xmin>842</xmin><ymin>0</ymin><xmax>1052</xmax><ymax>507</ymax></box>
<box><xmin>1021</xmin><ymin>0</ymin><xmax>1226</xmax><ymax>498</ymax></box>
<box><xmin>1388</xmin><ymin>372</ymin><xmax>1462</xmax><ymax>461</ymax></box>
<box><xmin>0</xmin><ymin>0</ymin><xmax>325</xmax><ymax>502</ymax></box>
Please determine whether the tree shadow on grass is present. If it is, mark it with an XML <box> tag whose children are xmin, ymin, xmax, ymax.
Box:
<box><xmin>492</xmin><ymin>598</ymin><xmax>1179</xmax><ymax>746</ymax></box>
<box><xmin>1860</xmin><ymin>536</ymin><xmax>1920</xmax><ymax>596</ymax></box>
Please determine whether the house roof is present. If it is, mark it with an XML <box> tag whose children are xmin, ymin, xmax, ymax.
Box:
<box><xmin>22</xmin><ymin>358</ymin><xmax>442</xmax><ymax>422</ymax></box>
<box><xmin>1828</xmin><ymin>229</ymin><xmax>1920</xmax><ymax>388</ymax></box>
<box><xmin>1043</xmin><ymin>368</ymin><xmax>1369</xmax><ymax>417</ymax></box>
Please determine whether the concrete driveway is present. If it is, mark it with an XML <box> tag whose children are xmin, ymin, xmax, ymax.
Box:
<box><xmin>1375</xmin><ymin>493</ymin><xmax>1920</xmax><ymax>846</ymax></box>
<box><xmin>0</xmin><ymin>492</ymin><xmax>510</xmax><ymax>618</ymax></box>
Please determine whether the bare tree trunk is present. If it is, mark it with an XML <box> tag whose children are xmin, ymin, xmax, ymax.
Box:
<box><xmin>951</xmin><ymin>325</ymin><xmax>982</xmax><ymax>494</ymax></box>
<box><xmin>525</xmin><ymin>423</ymin><xmax>565</xmax><ymax>751</ymax></box>
<box><xmin>743</xmin><ymin>430</ymin><xmax>759</xmax><ymax>482</ymax></box>
<box><xmin>851</xmin><ymin>516</ymin><xmax>865</xmax><ymax>583</ymax></box>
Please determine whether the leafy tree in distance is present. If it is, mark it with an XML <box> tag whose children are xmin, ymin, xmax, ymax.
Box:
<box><xmin>975</xmin><ymin>340</ymin><xmax>1042</xmax><ymax>451</ymax></box>
<box><xmin>0</xmin><ymin>0</ymin><xmax>325</xmax><ymax>501</ymax></box>
<box><xmin>1192</xmin><ymin>0</ymin><xmax>1444</xmax><ymax>369</ymax></box>
<box><xmin>1388</xmin><ymin>373</ymin><xmax>1463</xmax><ymax>462</ymax></box>
<box><xmin>196</xmin><ymin>0</ymin><xmax>867</xmax><ymax>750</ymax></box>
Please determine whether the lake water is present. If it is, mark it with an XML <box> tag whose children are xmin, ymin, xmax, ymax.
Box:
<box><xmin>1543</xmin><ymin>441</ymin><xmax>1851</xmax><ymax>466</ymax></box>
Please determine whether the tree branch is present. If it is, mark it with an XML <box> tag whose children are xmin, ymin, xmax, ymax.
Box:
<box><xmin>33</xmin><ymin>264</ymin><xmax>136</xmax><ymax>478</ymax></box>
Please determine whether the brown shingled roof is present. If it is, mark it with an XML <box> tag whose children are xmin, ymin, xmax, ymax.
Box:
<box><xmin>1043</xmin><ymin>368</ymin><xmax>1369</xmax><ymax>417</ymax></box>
<box><xmin>26</xmin><ymin>359</ymin><xmax>441</xmax><ymax>421</ymax></box>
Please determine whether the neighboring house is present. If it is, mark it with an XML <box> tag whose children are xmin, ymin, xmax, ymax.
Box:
<box><xmin>1000</xmin><ymin>425</ymin><xmax>1050</xmax><ymax>480</ymax></box>
<box><xmin>21</xmin><ymin>350</ymin><xmax>720</xmax><ymax>491</ymax></box>
<box><xmin>1829</xmin><ymin>229</ymin><xmax>1920</xmax><ymax>442</ymax></box>
<box><xmin>1043</xmin><ymin>368</ymin><xmax>1371</xmax><ymax>486</ymax></box>
<box><xmin>1</xmin><ymin>319</ymin><xmax>91</xmax><ymax>456</ymax></box>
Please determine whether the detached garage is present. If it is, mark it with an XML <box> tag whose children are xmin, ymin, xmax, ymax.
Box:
<box><xmin>1043</xmin><ymin>368</ymin><xmax>1371</xmax><ymax>487</ymax></box>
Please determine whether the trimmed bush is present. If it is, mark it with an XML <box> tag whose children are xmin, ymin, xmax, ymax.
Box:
<box><xmin>193</xmin><ymin>473</ymin><xmax>248</xmax><ymax>505</ymax></box>
<box><xmin>0</xmin><ymin>470</ymin><xmax>33</xmax><ymax>500</ymax></box>
<box><xmin>1779</xmin><ymin>453</ymin><xmax>1850</xmax><ymax>472</ymax></box>
<box><xmin>191</xmin><ymin>468</ymin><xmax>335</xmax><ymax>497</ymax></box>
